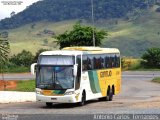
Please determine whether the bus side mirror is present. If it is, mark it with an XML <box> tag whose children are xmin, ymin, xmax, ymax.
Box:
<box><xmin>73</xmin><ymin>64</ymin><xmax>78</xmax><ymax>77</ymax></box>
<box><xmin>31</xmin><ymin>63</ymin><xmax>37</xmax><ymax>75</ymax></box>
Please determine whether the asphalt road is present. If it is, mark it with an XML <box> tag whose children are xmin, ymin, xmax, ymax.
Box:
<box><xmin>0</xmin><ymin>73</ymin><xmax>35</xmax><ymax>80</ymax></box>
<box><xmin>1</xmin><ymin>71</ymin><xmax>160</xmax><ymax>81</ymax></box>
<box><xmin>0</xmin><ymin>71</ymin><xmax>160</xmax><ymax>120</ymax></box>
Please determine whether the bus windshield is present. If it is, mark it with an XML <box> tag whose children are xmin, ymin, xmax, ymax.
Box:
<box><xmin>36</xmin><ymin>66</ymin><xmax>74</xmax><ymax>90</ymax></box>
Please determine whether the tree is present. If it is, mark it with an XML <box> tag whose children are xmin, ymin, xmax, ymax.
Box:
<box><xmin>10</xmin><ymin>50</ymin><xmax>34</xmax><ymax>67</ymax></box>
<box><xmin>141</xmin><ymin>47</ymin><xmax>160</xmax><ymax>68</ymax></box>
<box><xmin>56</xmin><ymin>23</ymin><xmax>108</xmax><ymax>49</ymax></box>
<box><xmin>10</xmin><ymin>11</ymin><xmax>16</xmax><ymax>17</ymax></box>
<box><xmin>0</xmin><ymin>33</ymin><xmax>10</xmax><ymax>89</ymax></box>
<box><xmin>0</xmin><ymin>33</ymin><xmax>10</xmax><ymax>65</ymax></box>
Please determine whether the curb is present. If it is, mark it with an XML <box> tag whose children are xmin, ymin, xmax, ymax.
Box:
<box><xmin>0</xmin><ymin>91</ymin><xmax>36</xmax><ymax>103</ymax></box>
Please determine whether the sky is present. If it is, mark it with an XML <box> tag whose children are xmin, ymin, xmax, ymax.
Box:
<box><xmin>0</xmin><ymin>0</ymin><xmax>40</xmax><ymax>20</ymax></box>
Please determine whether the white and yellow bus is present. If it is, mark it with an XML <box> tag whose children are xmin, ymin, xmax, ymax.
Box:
<box><xmin>31</xmin><ymin>47</ymin><xmax>121</xmax><ymax>106</ymax></box>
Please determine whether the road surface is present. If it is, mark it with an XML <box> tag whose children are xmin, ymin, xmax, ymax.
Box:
<box><xmin>0</xmin><ymin>73</ymin><xmax>35</xmax><ymax>80</ymax></box>
<box><xmin>0</xmin><ymin>71</ymin><xmax>160</xmax><ymax>120</ymax></box>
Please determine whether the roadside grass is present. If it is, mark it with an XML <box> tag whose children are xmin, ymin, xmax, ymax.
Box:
<box><xmin>121</xmin><ymin>57</ymin><xmax>160</xmax><ymax>71</ymax></box>
<box><xmin>122</xmin><ymin>58</ymin><xmax>142</xmax><ymax>71</ymax></box>
<box><xmin>11</xmin><ymin>80</ymin><xmax>35</xmax><ymax>92</ymax></box>
<box><xmin>152</xmin><ymin>77</ymin><xmax>160</xmax><ymax>84</ymax></box>
<box><xmin>15</xmin><ymin>80</ymin><xmax>35</xmax><ymax>92</ymax></box>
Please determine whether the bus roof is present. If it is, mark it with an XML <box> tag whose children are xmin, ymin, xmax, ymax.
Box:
<box><xmin>63</xmin><ymin>47</ymin><xmax>120</xmax><ymax>54</ymax></box>
<box><xmin>40</xmin><ymin>47</ymin><xmax>120</xmax><ymax>56</ymax></box>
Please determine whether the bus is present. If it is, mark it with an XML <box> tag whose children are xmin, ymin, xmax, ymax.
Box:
<box><xmin>31</xmin><ymin>47</ymin><xmax>121</xmax><ymax>106</ymax></box>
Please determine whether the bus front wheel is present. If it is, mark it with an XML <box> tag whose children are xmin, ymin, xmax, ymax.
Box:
<box><xmin>79</xmin><ymin>92</ymin><xmax>86</xmax><ymax>106</ymax></box>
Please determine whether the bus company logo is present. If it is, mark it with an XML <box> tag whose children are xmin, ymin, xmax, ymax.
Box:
<box><xmin>100</xmin><ymin>70</ymin><xmax>112</xmax><ymax>78</ymax></box>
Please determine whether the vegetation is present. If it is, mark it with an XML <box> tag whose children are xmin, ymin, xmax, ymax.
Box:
<box><xmin>121</xmin><ymin>57</ymin><xmax>160</xmax><ymax>71</ymax></box>
<box><xmin>0</xmin><ymin>32</ymin><xmax>10</xmax><ymax>64</ymax></box>
<box><xmin>121</xmin><ymin>57</ymin><xmax>141</xmax><ymax>70</ymax></box>
<box><xmin>3</xmin><ymin>48</ymin><xmax>49</xmax><ymax>73</ymax></box>
<box><xmin>56</xmin><ymin>23</ymin><xmax>107</xmax><ymax>49</ymax></box>
<box><xmin>15</xmin><ymin>80</ymin><xmax>35</xmax><ymax>92</ymax></box>
<box><xmin>0</xmin><ymin>0</ymin><xmax>154</xmax><ymax>29</ymax></box>
<box><xmin>3</xmin><ymin>6</ymin><xmax>160</xmax><ymax>57</ymax></box>
<box><xmin>103</xmin><ymin>5</ymin><xmax>160</xmax><ymax>57</ymax></box>
<box><xmin>0</xmin><ymin>32</ymin><xmax>10</xmax><ymax>76</ymax></box>
<box><xmin>2</xmin><ymin>21</ymin><xmax>75</xmax><ymax>55</ymax></box>
<box><xmin>10</xmin><ymin>50</ymin><xmax>34</xmax><ymax>67</ymax></box>
<box><xmin>5</xmin><ymin>80</ymin><xmax>35</xmax><ymax>92</ymax></box>
<box><xmin>1</xmin><ymin>1</ymin><xmax>160</xmax><ymax>57</ymax></box>
<box><xmin>141</xmin><ymin>47</ymin><xmax>160</xmax><ymax>68</ymax></box>
<box><xmin>122</xmin><ymin>47</ymin><xmax>160</xmax><ymax>70</ymax></box>
<box><xmin>152</xmin><ymin>77</ymin><xmax>160</xmax><ymax>83</ymax></box>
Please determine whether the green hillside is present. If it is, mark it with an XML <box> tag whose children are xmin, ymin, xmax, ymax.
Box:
<box><xmin>1</xmin><ymin>5</ymin><xmax>160</xmax><ymax>57</ymax></box>
<box><xmin>0</xmin><ymin>0</ymin><xmax>151</xmax><ymax>29</ymax></box>
<box><xmin>103</xmin><ymin>5</ymin><xmax>160</xmax><ymax>56</ymax></box>
<box><xmin>3</xmin><ymin>20</ymin><xmax>77</xmax><ymax>55</ymax></box>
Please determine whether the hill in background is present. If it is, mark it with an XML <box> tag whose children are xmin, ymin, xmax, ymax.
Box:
<box><xmin>103</xmin><ymin>5</ymin><xmax>160</xmax><ymax>56</ymax></box>
<box><xmin>0</xmin><ymin>0</ymin><xmax>152</xmax><ymax>29</ymax></box>
<box><xmin>1</xmin><ymin>0</ymin><xmax>160</xmax><ymax>57</ymax></box>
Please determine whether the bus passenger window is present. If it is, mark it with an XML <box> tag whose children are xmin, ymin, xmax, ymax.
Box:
<box><xmin>93</xmin><ymin>56</ymin><xmax>101</xmax><ymax>69</ymax></box>
<box><xmin>112</xmin><ymin>55</ymin><xmax>116</xmax><ymax>67</ymax></box>
<box><xmin>93</xmin><ymin>57</ymin><xmax>96</xmax><ymax>69</ymax></box>
<box><xmin>100</xmin><ymin>55</ymin><xmax>105</xmax><ymax>68</ymax></box>
<box><xmin>109</xmin><ymin>56</ymin><xmax>112</xmax><ymax>68</ymax></box>
<box><xmin>82</xmin><ymin>56</ymin><xmax>87</xmax><ymax>71</ymax></box>
<box><xmin>87</xmin><ymin>57</ymin><xmax>92</xmax><ymax>70</ymax></box>
<box><xmin>105</xmin><ymin>55</ymin><xmax>109</xmax><ymax>68</ymax></box>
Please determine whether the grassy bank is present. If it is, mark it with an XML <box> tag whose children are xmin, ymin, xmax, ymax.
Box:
<box><xmin>121</xmin><ymin>57</ymin><xmax>160</xmax><ymax>71</ymax></box>
<box><xmin>15</xmin><ymin>80</ymin><xmax>35</xmax><ymax>92</ymax></box>
<box><xmin>4</xmin><ymin>80</ymin><xmax>35</xmax><ymax>92</ymax></box>
<box><xmin>152</xmin><ymin>77</ymin><xmax>160</xmax><ymax>84</ymax></box>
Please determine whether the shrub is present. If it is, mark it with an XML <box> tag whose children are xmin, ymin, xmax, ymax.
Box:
<box><xmin>141</xmin><ymin>48</ymin><xmax>160</xmax><ymax>68</ymax></box>
<box><xmin>10</xmin><ymin>50</ymin><xmax>34</xmax><ymax>67</ymax></box>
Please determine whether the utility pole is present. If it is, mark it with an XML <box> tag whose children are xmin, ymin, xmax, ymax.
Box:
<box><xmin>91</xmin><ymin>0</ymin><xmax>95</xmax><ymax>46</ymax></box>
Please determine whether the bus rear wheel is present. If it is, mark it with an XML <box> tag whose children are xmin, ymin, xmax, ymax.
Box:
<box><xmin>46</xmin><ymin>102</ymin><xmax>53</xmax><ymax>107</ymax></box>
<box><xmin>106</xmin><ymin>89</ymin><xmax>113</xmax><ymax>101</ymax></box>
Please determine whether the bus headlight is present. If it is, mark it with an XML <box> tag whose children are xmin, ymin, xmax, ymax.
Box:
<box><xmin>65</xmin><ymin>91</ymin><xmax>75</xmax><ymax>95</ymax></box>
<box><xmin>36</xmin><ymin>89</ymin><xmax>42</xmax><ymax>95</ymax></box>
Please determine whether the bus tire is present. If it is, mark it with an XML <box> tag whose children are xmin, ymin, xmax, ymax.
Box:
<box><xmin>79</xmin><ymin>91</ymin><xmax>86</xmax><ymax>106</ymax></box>
<box><xmin>106</xmin><ymin>89</ymin><xmax>113</xmax><ymax>101</ymax></box>
<box><xmin>46</xmin><ymin>102</ymin><xmax>53</xmax><ymax>107</ymax></box>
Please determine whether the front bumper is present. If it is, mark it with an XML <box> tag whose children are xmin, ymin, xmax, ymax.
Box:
<box><xmin>36</xmin><ymin>94</ymin><xmax>78</xmax><ymax>103</ymax></box>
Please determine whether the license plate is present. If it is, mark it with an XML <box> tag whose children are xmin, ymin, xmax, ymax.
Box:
<box><xmin>51</xmin><ymin>98</ymin><xmax>57</xmax><ymax>100</ymax></box>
